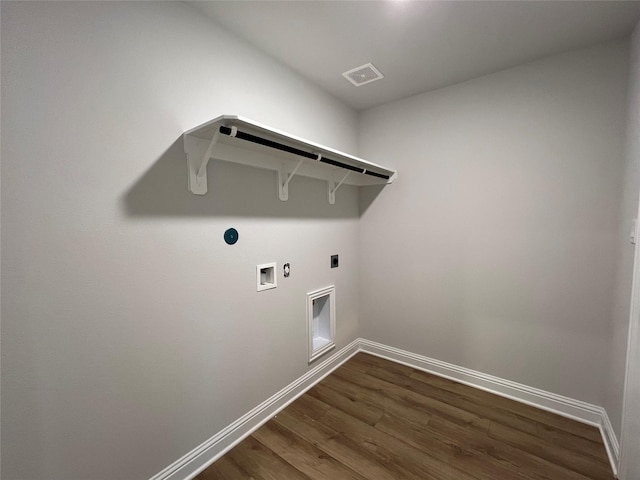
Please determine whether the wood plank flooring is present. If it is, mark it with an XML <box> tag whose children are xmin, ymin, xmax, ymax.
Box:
<box><xmin>195</xmin><ymin>353</ymin><xmax>613</xmax><ymax>480</ymax></box>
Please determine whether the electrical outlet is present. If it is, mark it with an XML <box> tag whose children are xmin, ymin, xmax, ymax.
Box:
<box><xmin>331</xmin><ymin>255</ymin><xmax>339</xmax><ymax>268</ymax></box>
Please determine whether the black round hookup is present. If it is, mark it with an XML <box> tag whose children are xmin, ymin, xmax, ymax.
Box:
<box><xmin>224</xmin><ymin>228</ymin><xmax>239</xmax><ymax>245</ymax></box>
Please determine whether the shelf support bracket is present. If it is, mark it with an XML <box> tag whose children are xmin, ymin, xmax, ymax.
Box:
<box><xmin>278</xmin><ymin>158</ymin><xmax>304</xmax><ymax>201</ymax></box>
<box><xmin>185</xmin><ymin>130</ymin><xmax>221</xmax><ymax>195</ymax></box>
<box><xmin>328</xmin><ymin>171</ymin><xmax>350</xmax><ymax>205</ymax></box>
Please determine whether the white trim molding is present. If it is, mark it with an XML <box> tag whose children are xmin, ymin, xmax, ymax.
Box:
<box><xmin>150</xmin><ymin>338</ymin><xmax>620</xmax><ymax>480</ymax></box>
<box><xmin>149</xmin><ymin>339</ymin><xmax>360</xmax><ymax>480</ymax></box>
<box><xmin>600</xmin><ymin>408</ymin><xmax>620</xmax><ymax>477</ymax></box>
<box><xmin>358</xmin><ymin>339</ymin><xmax>620</xmax><ymax>478</ymax></box>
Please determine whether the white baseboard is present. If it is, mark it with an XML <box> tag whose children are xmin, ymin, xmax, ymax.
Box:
<box><xmin>358</xmin><ymin>339</ymin><xmax>620</xmax><ymax>478</ymax></box>
<box><xmin>600</xmin><ymin>408</ymin><xmax>620</xmax><ymax>478</ymax></box>
<box><xmin>149</xmin><ymin>339</ymin><xmax>360</xmax><ymax>480</ymax></box>
<box><xmin>150</xmin><ymin>338</ymin><xmax>620</xmax><ymax>479</ymax></box>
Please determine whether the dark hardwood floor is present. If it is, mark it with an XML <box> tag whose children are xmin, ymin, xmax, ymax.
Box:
<box><xmin>196</xmin><ymin>353</ymin><xmax>614</xmax><ymax>480</ymax></box>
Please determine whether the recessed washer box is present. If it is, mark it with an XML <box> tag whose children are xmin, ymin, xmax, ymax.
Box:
<box><xmin>257</xmin><ymin>263</ymin><xmax>277</xmax><ymax>291</ymax></box>
<box><xmin>307</xmin><ymin>285</ymin><xmax>336</xmax><ymax>363</ymax></box>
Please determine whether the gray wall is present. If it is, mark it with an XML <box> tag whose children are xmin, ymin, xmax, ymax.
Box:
<box><xmin>358</xmin><ymin>40</ymin><xmax>629</xmax><ymax>406</ymax></box>
<box><xmin>2</xmin><ymin>2</ymin><xmax>637</xmax><ymax>479</ymax></box>
<box><xmin>0</xmin><ymin>2</ymin><xmax>361</xmax><ymax>479</ymax></box>
<box><xmin>619</xmin><ymin>21</ymin><xmax>640</xmax><ymax>480</ymax></box>
<box><xmin>606</xmin><ymin>23</ymin><xmax>640</xmax><ymax>441</ymax></box>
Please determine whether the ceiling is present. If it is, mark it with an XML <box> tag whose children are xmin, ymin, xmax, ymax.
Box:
<box><xmin>189</xmin><ymin>1</ymin><xmax>640</xmax><ymax>111</ymax></box>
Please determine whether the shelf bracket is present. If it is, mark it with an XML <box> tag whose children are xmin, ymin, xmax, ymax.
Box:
<box><xmin>185</xmin><ymin>129</ymin><xmax>222</xmax><ymax>195</ymax></box>
<box><xmin>328</xmin><ymin>171</ymin><xmax>350</xmax><ymax>205</ymax></box>
<box><xmin>278</xmin><ymin>158</ymin><xmax>304</xmax><ymax>201</ymax></box>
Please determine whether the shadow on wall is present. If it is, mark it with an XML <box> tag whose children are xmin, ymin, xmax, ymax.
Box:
<box><xmin>360</xmin><ymin>183</ymin><xmax>386</xmax><ymax>216</ymax></box>
<box><xmin>121</xmin><ymin>137</ymin><xmax>389</xmax><ymax>219</ymax></box>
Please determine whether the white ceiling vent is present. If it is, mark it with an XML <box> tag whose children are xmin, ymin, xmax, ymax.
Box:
<box><xmin>342</xmin><ymin>63</ymin><xmax>384</xmax><ymax>87</ymax></box>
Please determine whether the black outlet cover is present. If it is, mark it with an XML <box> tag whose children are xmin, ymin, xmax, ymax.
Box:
<box><xmin>331</xmin><ymin>255</ymin><xmax>339</xmax><ymax>268</ymax></box>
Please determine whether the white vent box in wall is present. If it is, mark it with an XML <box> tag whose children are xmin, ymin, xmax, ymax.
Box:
<box><xmin>307</xmin><ymin>286</ymin><xmax>336</xmax><ymax>363</ymax></box>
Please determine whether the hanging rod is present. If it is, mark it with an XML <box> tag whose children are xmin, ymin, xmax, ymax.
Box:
<box><xmin>218</xmin><ymin>125</ymin><xmax>390</xmax><ymax>180</ymax></box>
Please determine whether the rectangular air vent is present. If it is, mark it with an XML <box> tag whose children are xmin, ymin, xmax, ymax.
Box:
<box><xmin>342</xmin><ymin>63</ymin><xmax>384</xmax><ymax>87</ymax></box>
